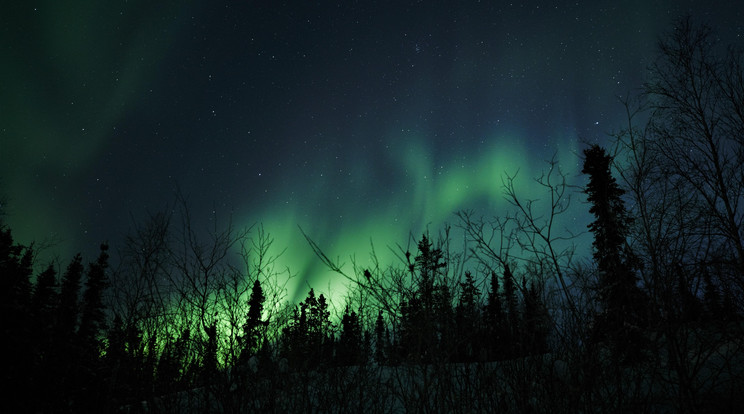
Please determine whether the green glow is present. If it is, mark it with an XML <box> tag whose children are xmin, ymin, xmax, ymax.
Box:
<box><xmin>2</xmin><ymin>1</ymin><xmax>593</xmax><ymax>308</ymax></box>
<box><xmin>242</xmin><ymin>127</ymin><xmax>582</xmax><ymax>307</ymax></box>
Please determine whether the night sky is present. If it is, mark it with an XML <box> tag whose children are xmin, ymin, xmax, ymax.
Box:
<box><xmin>2</xmin><ymin>1</ymin><xmax>743</xmax><ymax>302</ymax></box>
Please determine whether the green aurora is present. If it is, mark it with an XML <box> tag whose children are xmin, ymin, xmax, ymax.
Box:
<box><xmin>3</xmin><ymin>1</ymin><xmax>742</xmax><ymax>306</ymax></box>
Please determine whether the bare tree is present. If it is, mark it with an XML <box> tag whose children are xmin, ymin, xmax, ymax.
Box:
<box><xmin>610</xmin><ymin>17</ymin><xmax>744</xmax><ymax>412</ymax></box>
<box><xmin>644</xmin><ymin>18</ymin><xmax>744</xmax><ymax>291</ymax></box>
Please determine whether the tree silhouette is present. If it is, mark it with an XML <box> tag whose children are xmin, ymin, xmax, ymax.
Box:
<box><xmin>374</xmin><ymin>310</ymin><xmax>389</xmax><ymax>364</ymax></box>
<box><xmin>520</xmin><ymin>277</ymin><xmax>550</xmax><ymax>355</ymax></box>
<box><xmin>282</xmin><ymin>288</ymin><xmax>334</xmax><ymax>370</ymax></box>
<box><xmin>30</xmin><ymin>264</ymin><xmax>59</xmax><ymax>410</ymax></box>
<box><xmin>398</xmin><ymin>234</ymin><xmax>450</xmax><ymax>362</ymax></box>
<box><xmin>4</xmin><ymin>28</ymin><xmax>744</xmax><ymax>410</ymax></box>
<box><xmin>200</xmin><ymin>323</ymin><xmax>219</xmax><ymax>384</ymax></box>
<box><xmin>454</xmin><ymin>271</ymin><xmax>481</xmax><ymax>362</ymax></box>
<box><xmin>484</xmin><ymin>270</ymin><xmax>506</xmax><ymax>360</ymax></box>
<box><xmin>502</xmin><ymin>264</ymin><xmax>520</xmax><ymax>355</ymax></box>
<box><xmin>79</xmin><ymin>243</ymin><xmax>110</xmax><ymax>351</ymax></box>
<box><xmin>583</xmin><ymin>144</ymin><xmax>647</xmax><ymax>360</ymax></box>
<box><xmin>337</xmin><ymin>306</ymin><xmax>364</xmax><ymax>365</ymax></box>
<box><xmin>241</xmin><ymin>279</ymin><xmax>266</xmax><ymax>361</ymax></box>
<box><xmin>1</xmin><ymin>227</ymin><xmax>34</xmax><ymax>411</ymax></box>
<box><xmin>645</xmin><ymin>17</ymin><xmax>744</xmax><ymax>282</ymax></box>
<box><xmin>58</xmin><ymin>254</ymin><xmax>84</xmax><ymax>339</ymax></box>
<box><xmin>31</xmin><ymin>264</ymin><xmax>58</xmax><ymax>327</ymax></box>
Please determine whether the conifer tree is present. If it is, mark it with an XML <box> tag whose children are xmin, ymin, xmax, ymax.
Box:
<box><xmin>32</xmin><ymin>264</ymin><xmax>58</xmax><ymax>322</ymax></box>
<box><xmin>583</xmin><ymin>146</ymin><xmax>631</xmax><ymax>275</ymax></box>
<box><xmin>502</xmin><ymin>264</ymin><xmax>520</xmax><ymax>356</ymax></box>
<box><xmin>77</xmin><ymin>243</ymin><xmax>111</xmax><ymax>411</ymax></box>
<box><xmin>485</xmin><ymin>270</ymin><xmax>506</xmax><ymax>360</ymax></box>
<box><xmin>31</xmin><ymin>263</ymin><xmax>59</xmax><ymax>394</ymax></box>
<box><xmin>241</xmin><ymin>279</ymin><xmax>266</xmax><ymax>359</ymax></box>
<box><xmin>0</xmin><ymin>227</ymin><xmax>33</xmax><ymax>312</ymax></box>
<box><xmin>39</xmin><ymin>253</ymin><xmax>84</xmax><ymax>411</ymax></box>
<box><xmin>414</xmin><ymin>234</ymin><xmax>446</xmax><ymax>313</ymax></box>
<box><xmin>104</xmin><ymin>314</ymin><xmax>131</xmax><ymax>406</ymax></box>
<box><xmin>521</xmin><ymin>278</ymin><xmax>550</xmax><ymax>355</ymax></box>
<box><xmin>79</xmin><ymin>243</ymin><xmax>110</xmax><ymax>349</ymax></box>
<box><xmin>582</xmin><ymin>145</ymin><xmax>647</xmax><ymax>359</ymax></box>
<box><xmin>399</xmin><ymin>234</ymin><xmax>449</xmax><ymax>362</ymax></box>
<box><xmin>398</xmin><ymin>295</ymin><xmax>422</xmax><ymax>361</ymax></box>
<box><xmin>455</xmin><ymin>271</ymin><xmax>480</xmax><ymax>361</ymax></box>
<box><xmin>311</xmin><ymin>291</ymin><xmax>333</xmax><ymax>363</ymax></box>
<box><xmin>156</xmin><ymin>327</ymin><xmax>190</xmax><ymax>394</ymax></box>
<box><xmin>338</xmin><ymin>306</ymin><xmax>363</xmax><ymax>366</ymax></box>
<box><xmin>434</xmin><ymin>283</ymin><xmax>455</xmax><ymax>359</ymax></box>
<box><xmin>282</xmin><ymin>289</ymin><xmax>333</xmax><ymax>369</ymax></box>
<box><xmin>0</xmin><ymin>227</ymin><xmax>34</xmax><ymax>411</ymax></box>
<box><xmin>58</xmin><ymin>254</ymin><xmax>84</xmax><ymax>338</ymax></box>
<box><xmin>282</xmin><ymin>300</ymin><xmax>308</xmax><ymax>367</ymax></box>
<box><xmin>201</xmin><ymin>323</ymin><xmax>219</xmax><ymax>384</ymax></box>
<box><xmin>374</xmin><ymin>310</ymin><xmax>389</xmax><ymax>364</ymax></box>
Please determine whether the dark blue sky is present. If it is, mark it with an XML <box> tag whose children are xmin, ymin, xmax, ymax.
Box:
<box><xmin>2</xmin><ymin>1</ymin><xmax>742</xmax><ymax>300</ymax></box>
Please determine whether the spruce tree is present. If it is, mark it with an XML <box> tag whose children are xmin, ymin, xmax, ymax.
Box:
<box><xmin>104</xmin><ymin>314</ymin><xmax>131</xmax><ymax>406</ymax></box>
<box><xmin>32</xmin><ymin>264</ymin><xmax>58</xmax><ymax>322</ymax></box>
<box><xmin>338</xmin><ymin>306</ymin><xmax>363</xmax><ymax>366</ymax></box>
<box><xmin>398</xmin><ymin>296</ymin><xmax>423</xmax><ymax>361</ymax></box>
<box><xmin>0</xmin><ymin>227</ymin><xmax>34</xmax><ymax>411</ymax></box>
<box><xmin>42</xmin><ymin>253</ymin><xmax>84</xmax><ymax>411</ymax></box>
<box><xmin>582</xmin><ymin>146</ymin><xmax>629</xmax><ymax>268</ymax></box>
<box><xmin>77</xmin><ymin>243</ymin><xmax>111</xmax><ymax>411</ymax></box>
<box><xmin>414</xmin><ymin>234</ymin><xmax>446</xmax><ymax>313</ymax></box>
<box><xmin>195</xmin><ymin>323</ymin><xmax>218</xmax><ymax>386</ymax></box>
<box><xmin>58</xmin><ymin>254</ymin><xmax>84</xmax><ymax>338</ymax></box>
<box><xmin>374</xmin><ymin>310</ymin><xmax>388</xmax><ymax>364</ymax></box>
<box><xmin>400</xmin><ymin>233</ymin><xmax>448</xmax><ymax>362</ymax></box>
<box><xmin>79</xmin><ymin>243</ymin><xmax>110</xmax><ymax>349</ymax></box>
<box><xmin>241</xmin><ymin>279</ymin><xmax>266</xmax><ymax>359</ymax></box>
<box><xmin>434</xmin><ymin>283</ymin><xmax>454</xmax><ymax>359</ymax></box>
<box><xmin>312</xmin><ymin>292</ymin><xmax>333</xmax><ymax>363</ymax></box>
<box><xmin>0</xmin><ymin>227</ymin><xmax>33</xmax><ymax>312</ymax></box>
<box><xmin>485</xmin><ymin>270</ymin><xmax>506</xmax><ymax>360</ymax></box>
<box><xmin>582</xmin><ymin>145</ymin><xmax>647</xmax><ymax>360</ymax></box>
<box><xmin>31</xmin><ymin>263</ymin><xmax>59</xmax><ymax>398</ymax></box>
<box><xmin>521</xmin><ymin>278</ymin><xmax>550</xmax><ymax>355</ymax></box>
<box><xmin>282</xmin><ymin>289</ymin><xmax>333</xmax><ymax>369</ymax></box>
<box><xmin>282</xmin><ymin>300</ymin><xmax>308</xmax><ymax>368</ymax></box>
<box><xmin>502</xmin><ymin>264</ymin><xmax>520</xmax><ymax>357</ymax></box>
<box><xmin>156</xmin><ymin>327</ymin><xmax>190</xmax><ymax>394</ymax></box>
<box><xmin>455</xmin><ymin>271</ymin><xmax>480</xmax><ymax>361</ymax></box>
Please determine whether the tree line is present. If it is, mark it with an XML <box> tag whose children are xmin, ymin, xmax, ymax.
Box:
<box><xmin>2</xmin><ymin>18</ymin><xmax>743</xmax><ymax>412</ymax></box>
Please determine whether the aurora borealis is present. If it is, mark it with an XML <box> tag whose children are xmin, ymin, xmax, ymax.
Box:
<box><xmin>2</xmin><ymin>1</ymin><xmax>742</xmax><ymax>303</ymax></box>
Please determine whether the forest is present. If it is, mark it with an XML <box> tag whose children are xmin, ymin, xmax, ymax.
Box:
<box><xmin>3</xmin><ymin>19</ymin><xmax>744</xmax><ymax>413</ymax></box>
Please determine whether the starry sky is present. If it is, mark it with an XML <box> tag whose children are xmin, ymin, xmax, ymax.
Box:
<box><xmin>2</xmin><ymin>1</ymin><xmax>743</xmax><ymax>302</ymax></box>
